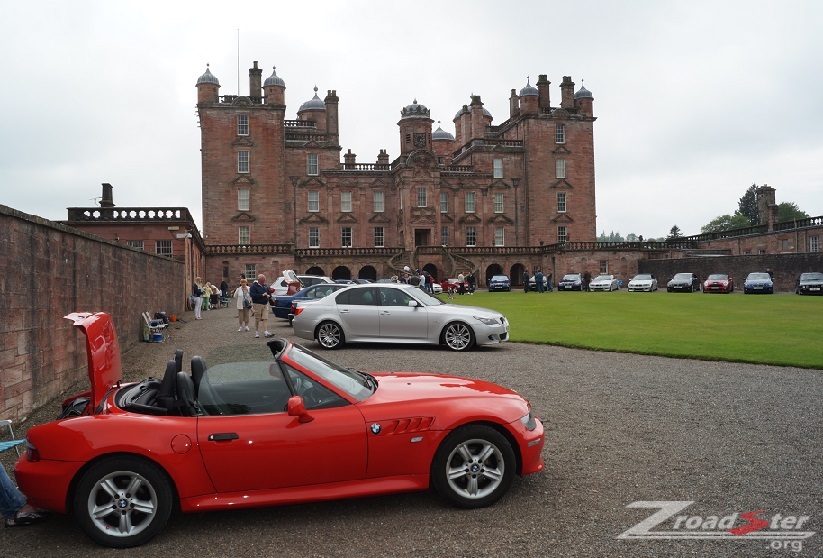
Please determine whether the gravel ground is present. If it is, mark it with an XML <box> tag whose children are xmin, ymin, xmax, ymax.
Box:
<box><xmin>3</xmin><ymin>305</ymin><xmax>821</xmax><ymax>557</ymax></box>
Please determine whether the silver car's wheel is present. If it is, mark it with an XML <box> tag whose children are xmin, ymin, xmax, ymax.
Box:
<box><xmin>431</xmin><ymin>425</ymin><xmax>515</xmax><ymax>508</ymax></box>
<box><xmin>443</xmin><ymin>322</ymin><xmax>475</xmax><ymax>351</ymax></box>
<box><xmin>74</xmin><ymin>457</ymin><xmax>173</xmax><ymax>548</ymax></box>
<box><xmin>317</xmin><ymin>321</ymin><xmax>344</xmax><ymax>349</ymax></box>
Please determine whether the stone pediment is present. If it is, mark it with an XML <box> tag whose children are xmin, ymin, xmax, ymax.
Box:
<box><xmin>551</xmin><ymin>108</ymin><xmax>570</xmax><ymax>119</ymax></box>
<box><xmin>338</xmin><ymin>179</ymin><xmax>357</xmax><ymax>189</ymax></box>
<box><xmin>232</xmin><ymin>137</ymin><xmax>255</xmax><ymax>147</ymax></box>
<box><xmin>458</xmin><ymin>214</ymin><xmax>482</xmax><ymax>225</ymax></box>
<box><xmin>232</xmin><ymin>97</ymin><xmax>253</xmax><ymax>106</ymax></box>
<box><xmin>368</xmin><ymin>213</ymin><xmax>391</xmax><ymax>224</ymax></box>
<box><xmin>440</xmin><ymin>213</ymin><xmax>454</xmax><ymax>223</ymax></box>
<box><xmin>550</xmin><ymin>179</ymin><xmax>574</xmax><ymax>189</ymax></box>
<box><xmin>405</xmin><ymin>150</ymin><xmax>436</xmax><ymax>169</ymax></box>
<box><xmin>298</xmin><ymin>177</ymin><xmax>325</xmax><ymax>189</ymax></box>
<box><xmin>550</xmin><ymin>213</ymin><xmax>574</xmax><ymax>223</ymax></box>
<box><xmin>231</xmin><ymin>176</ymin><xmax>255</xmax><ymax>186</ymax></box>
<box><xmin>488</xmin><ymin>179</ymin><xmax>511</xmax><ymax>190</ymax></box>
<box><xmin>336</xmin><ymin>213</ymin><xmax>358</xmax><ymax>224</ymax></box>
<box><xmin>369</xmin><ymin>179</ymin><xmax>389</xmax><ymax>189</ymax></box>
<box><xmin>230</xmin><ymin>212</ymin><xmax>256</xmax><ymax>223</ymax></box>
<box><xmin>487</xmin><ymin>214</ymin><xmax>514</xmax><ymax>225</ymax></box>
<box><xmin>410</xmin><ymin>213</ymin><xmax>436</xmax><ymax>224</ymax></box>
<box><xmin>299</xmin><ymin>213</ymin><xmax>329</xmax><ymax>225</ymax></box>
<box><xmin>552</xmin><ymin>145</ymin><xmax>571</xmax><ymax>155</ymax></box>
<box><xmin>304</xmin><ymin>140</ymin><xmax>323</xmax><ymax>148</ymax></box>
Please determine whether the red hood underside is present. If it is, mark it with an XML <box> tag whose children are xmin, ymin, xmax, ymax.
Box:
<box><xmin>65</xmin><ymin>312</ymin><xmax>122</xmax><ymax>410</ymax></box>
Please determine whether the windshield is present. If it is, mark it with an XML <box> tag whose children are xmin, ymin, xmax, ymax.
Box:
<box><xmin>633</xmin><ymin>275</ymin><xmax>652</xmax><ymax>281</ymax></box>
<box><xmin>747</xmin><ymin>273</ymin><xmax>771</xmax><ymax>281</ymax></box>
<box><xmin>491</xmin><ymin>276</ymin><xmax>508</xmax><ymax>281</ymax></box>
<box><xmin>562</xmin><ymin>274</ymin><xmax>580</xmax><ymax>281</ymax></box>
<box><xmin>594</xmin><ymin>275</ymin><xmax>611</xmax><ymax>281</ymax></box>
<box><xmin>673</xmin><ymin>273</ymin><xmax>693</xmax><ymax>280</ymax></box>
<box><xmin>800</xmin><ymin>272</ymin><xmax>823</xmax><ymax>281</ymax></box>
<box><xmin>707</xmin><ymin>274</ymin><xmax>727</xmax><ymax>280</ymax></box>
<box><xmin>286</xmin><ymin>343</ymin><xmax>373</xmax><ymax>401</ymax></box>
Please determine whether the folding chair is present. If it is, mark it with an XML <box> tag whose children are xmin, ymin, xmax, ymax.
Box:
<box><xmin>142</xmin><ymin>312</ymin><xmax>168</xmax><ymax>342</ymax></box>
<box><xmin>0</xmin><ymin>419</ymin><xmax>24</xmax><ymax>458</ymax></box>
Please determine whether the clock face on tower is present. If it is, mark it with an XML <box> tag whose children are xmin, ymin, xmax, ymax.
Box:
<box><xmin>413</xmin><ymin>133</ymin><xmax>426</xmax><ymax>148</ymax></box>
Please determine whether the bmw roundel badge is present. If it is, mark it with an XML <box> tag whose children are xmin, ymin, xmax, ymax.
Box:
<box><xmin>370</xmin><ymin>423</ymin><xmax>381</xmax><ymax>435</ymax></box>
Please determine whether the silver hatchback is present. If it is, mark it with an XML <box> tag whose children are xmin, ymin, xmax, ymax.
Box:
<box><xmin>292</xmin><ymin>284</ymin><xmax>510</xmax><ymax>351</ymax></box>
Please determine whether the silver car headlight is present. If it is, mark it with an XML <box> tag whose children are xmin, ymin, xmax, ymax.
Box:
<box><xmin>473</xmin><ymin>315</ymin><xmax>499</xmax><ymax>326</ymax></box>
<box><xmin>519</xmin><ymin>409</ymin><xmax>537</xmax><ymax>431</ymax></box>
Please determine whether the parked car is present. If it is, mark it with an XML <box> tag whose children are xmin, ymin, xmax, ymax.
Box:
<box><xmin>667</xmin><ymin>273</ymin><xmax>700</xmax><ymax>292</ymax></box>
<box><xmin>293</xmin><ymin>283</ymin><xmax>510</xmax><ymax>351</ymax></box>
<box><xmin>702</xmin><ymin>273</ymin><xmax>734</xmax><ymax>294</ymax></box>
<box><xmin>431</xmin><ymin>282</ymin><xmax>443</xmax><ymax>294</ymax></box>
<box><xmin>589</xmin><ymin>274</ymin><xmax>620</xmax><ymax>291</ymax></box>
<box><xmin>743</xmin><ymin>272</ymin><xmax>774</xmax><ymax>294</ymax></box>
<box><xmin>440</xmin><ymin>278</ymin><xmax>460</xmax><ymax>293</ymax></box>
<box><xmin>488</xmin><ymin>275</ymin><xmax>512</xmax><ymax>292</ymax></box>
<box><xmin>627</xmin><ymin>274</ymin><xmax>658</xmax><ymax>292</ymax></box>
<box><xmin>557</xmin><ymin>273</ymin><xmax>583</xmax><ymax>291</ymax></box>
<box><xmin>272</xmin><ymin>270</ymin><xmax>335</xmax><ymax>296</ymax></box>
<box><xmin>271</xmin><ymin>283</ymin><xmax>350</xmax><ymax>322</ymax></box>
<box><xmin>335</xmin><ymin>278</ymin><xmax>372</xmax><ymax>285</ymax></box>
<box><xmin>15</xmin><ymin>312</ymin><xmax>543</xmax><ymax>548</ymax></box>
<box><xmin>796</xmin><ymin>272</ymin><xmax>823</xmax><ymax>295</ymax></box>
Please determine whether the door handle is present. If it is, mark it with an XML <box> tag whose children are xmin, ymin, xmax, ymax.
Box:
<box><xmin>339</xmin><ymin>309</ymin><xmax>349</xmax><ymax>313</ymax></box>
<box><xmin>208</xmin><ymin>432</ymin><xmax>239</xmax><ymax>441</ymax></box>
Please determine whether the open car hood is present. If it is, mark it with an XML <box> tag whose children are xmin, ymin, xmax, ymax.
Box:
<box><xmin>65</xmin><ymin>312</ymin><xmax>122</xmax><ymax>410</ymax></box>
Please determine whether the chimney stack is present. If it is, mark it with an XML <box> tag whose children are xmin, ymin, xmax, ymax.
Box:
<box><xmin>100</xmin><ymin>183</ymin><xmax>114</xmax><ymax>207</ymax></box>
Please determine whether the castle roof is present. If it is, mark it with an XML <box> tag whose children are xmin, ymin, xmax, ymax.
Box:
<box><xmin>432</xmin><ymin>124</ymin><xmax>454</xmax><ymax>141</ymax></box>
<box><xmin>574</xmin><ymin>85</ymin><xmax>593</xmax><ymax>99</ymax></box>
<box><xmin>264</xmin><ymin>66</ymin><xmax>285</xmax><ymax>87</ymax></box>
<box><xmin>298</xmin><ymin>86</ymin><xmax>325</xmax><ymax>112</ymax></box>
<box><xmin>400</xmin><ymin>99</ymin><xmax>431</xmax><ymax>119</ymax></box>
<box><xmin>519</xmin><ymin>78</ymin><xmax>538</xmax><ymax>96</ymax></box>
<box><xmin>196</xmin><ymin>65</ymin><xmax>220</xmax><ymax>86</ymax></box>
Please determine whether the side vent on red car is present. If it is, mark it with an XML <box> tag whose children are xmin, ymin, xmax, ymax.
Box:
<box><xmin>381</xmin><ymin>417</ymin><xmax>435</xmax><ymax>435</ymax></box>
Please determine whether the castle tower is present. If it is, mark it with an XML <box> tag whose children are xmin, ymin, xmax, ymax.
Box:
<box><xmin>196</xmin><ymin>64</ymin><xmax>220</xmax><ymax>104</ymax></box>
<box><xmin>398</xmin><ymin>99</ymin><xmax>433</xmax><ymax>155</ymax></box>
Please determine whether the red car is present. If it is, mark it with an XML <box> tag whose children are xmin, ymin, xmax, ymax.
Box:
<box><xmin>702</xmin><ymin>273</ymin><xmax>734</xmax><ymax>293</ymax></box>
<box><xmin>440</xmin><ymin>278</ymin><xmax>460</xmax><ymax>293</ymax></box>
<box><xmin>16</xmin><ymin>312</ymin><xmax>544</xmax><ymax>548</ymax></box>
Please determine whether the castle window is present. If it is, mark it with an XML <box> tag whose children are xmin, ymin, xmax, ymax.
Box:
<box><xmin>493</xmin><ymin>159</ymin><xmax>503</xmax><ymax>179</ymax></box>
<box><xmin>440</xmin><ymin>192</ymin><xmax>448</xmax><ymax>213</ymax></box>
<box><xmin>557</xmin><ymin>192</ymin><xmax>567</xmax><ymax>213</ymax></box>
<box><xmin>125</xmin><ymin>240</ymin><xmax>144</xmax><ymax>251</ymax></box>
<box><xmin>238</xmin><ymin>188</ymin><xmax>250</xmax><ymax>211</ymax></box>
<box><xmin>374</xmin><ymin>227</ymin><xmax>384</xmax><ymax>247</ymax></box>
<box><xmin>494</xmin><ymin>193</ymin><xmax>504</xmax><ymax>213</ymax></box>
<box><xmin>405</xmin><ymin>133</ymin><xmax>411</xmax><ymax>144</ymax></box>
<box><xmin>238</xmin><ymin>151</ymin><xmax>249</xmax><ymax>173</ymax></box>
<box><xmin>811</xmin><ymin>236</ymin><xmax>820</xmax><ymax>252</ymax></box>
<box><xmin>237</xmin><ymin>114</ymin><xmax>249</xmax><ymax>136</ymax></box>
<box><xmin>494</xmin><ymin>227</ymin><xmax>505</xmax><ymax>247</ymax></box>
<box><xmin>155</xmin><ymin>240</ymin><xmax>172</xmax><ymax>257</ymax></box>
<box><xmin>308</xmin><ymin>190</ymin><xmax>319</xmax><ymax>212</ymax></box>
<box><xmin>307</xmin><ymin>153</ymin><xmax>318</xmax><ymax>176</ymax></box>
<box><xmin>417</xmin><ymin>187</ymin><xmax>427</xmax><ymax>207</ymax></box>
<box><xmin>309</xmin><ymin>227</ymin><xmax>320</xmax><ymax>248</ymax></box>
<box><xmin>556</xmin><ymin>159</ymin><xmax>566</xmax><ymax>179</ymax></box>
<box><xmin>373</xmin><ymin>191</ymin><xmax>384</xmax><ymax>212</ymax></box>
<box><xmin>465</xmin><ymin>192</ymin><xmax>476</xmax><ymax>213</ymax></box>
<box><xmin>465</xmin><ymin>226</ymin><xmax>476</xmax><ymax>247</ymax></box>
<box><xmin>341</xmin><ymin>227</ymin><xmax>352</xmax><ymax>247</ymax></box>
<box><xmin>245</xmin><ymin>264</ymin><xmax>257</xmax><ymax>280</ymax></box>
<box><xmin>600</xmin><ymin>260</ymin><xmax>608</xmax><ymax>274</ymax></box>
<box><xmin>555</xmin><ymin>123</ymin><xmax>565</xmax><ymax>144</ymax></box>
<box><xmin>441</xmin><ymin>226</ymin><xmax>449</xmax><ymax>245</ymax></box>
<box><xmin>238</xmin><ymin>226</ymin><xmax>250</xmax><ymax>244</ymax></box>
<box><xmin>341</xmin><ymin>191</ymin><xmax>352</xmax><ymax>212</ymax></box>
<box><xmin>558</xmin><ymin>226</ymin><xmax>567</xmax><ymax>243</ymax></box>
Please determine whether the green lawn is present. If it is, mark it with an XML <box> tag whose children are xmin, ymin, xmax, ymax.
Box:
<box><xmin>442</xmin><ymin>290</ymin><xmax>823</xmax><ymax>369</ymax></box>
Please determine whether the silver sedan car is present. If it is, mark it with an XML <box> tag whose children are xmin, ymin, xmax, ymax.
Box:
<box><xmin>292</xmin><ymin>283</ymin><xmax>510</xmax><ymax>351</ymax></box>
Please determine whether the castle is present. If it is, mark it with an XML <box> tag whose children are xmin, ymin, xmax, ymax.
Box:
<box><xmin>195</xmin><ymin>61</ymin><xmax>597</xmax><ymax>284</ymax></box>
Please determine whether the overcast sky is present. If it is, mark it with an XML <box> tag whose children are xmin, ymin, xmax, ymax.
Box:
<box><xmin>2</xmin><ymin>0</ymin><xmax>821</xmax><ymax>239</ymax></box>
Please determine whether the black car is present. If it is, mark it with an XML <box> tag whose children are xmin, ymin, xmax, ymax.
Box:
<box><xmin>557</xmin><ymin>273</ymin><xmax>583</xmax><ymax>291</ymax></box>
<box><xmin>796</xmin><ymin>272</ymin><xmax>823</xmax><ymax>295</ymax></box>
<box><xmin>667</xmin><ymin>272</ymin><xmax>700</xmax><ymax>292</ymax></box>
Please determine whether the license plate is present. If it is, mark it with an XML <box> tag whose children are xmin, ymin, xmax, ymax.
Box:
<box><xmin>811</xmin><ymin>287</ymin><xmax>820</xmax><ymax>291</ymax></box>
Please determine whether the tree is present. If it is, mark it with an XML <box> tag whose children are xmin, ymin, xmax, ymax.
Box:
<box><xmin>626</xmin><ymin>233</ymin><xmax>638</xmax><ymax>242</ymax></box>
<box><xmin>700</xmin><ymin>213</ymin><xmax>752</xmax><ymax>233</ymax></box>
<box><xmin>667</xmin><ymin>225</ymin><xmax>683</xmax><ymax>239</ymax></box>
<box><xmin>777</xmin><ymin>202</ymin><xmax>809</xmax><ymax>222</ymax></box>
<box><xmin>737</xmin><ymin>184</ymin><xmax>759</xmax><ymax>225</ymax></box>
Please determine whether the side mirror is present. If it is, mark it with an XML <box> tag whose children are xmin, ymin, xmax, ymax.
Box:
<box><xmin>287</xmin><ymin>396</ymin><xmax>314</xmax><ymax>423</ymax></box>
<box><xmin>408</xmin><ymin>300</ymin><xmax>419</xmax><ymax>307</ymax></box>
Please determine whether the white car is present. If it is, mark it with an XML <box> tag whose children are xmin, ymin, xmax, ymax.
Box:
<box><xmin>589</xmin><ymin>274</ymin><xmax>620</xmax><ymax>291</ymax></box>
<box><xmin>272</xmin><ymin>270</ymin><xmax>334</xmax><ymax>296</ymax></box>
<box><xmin>627</xmin><ymin>274</ymin><xmax>658</xmax><ymax>292</ymax></box>
<box><xmin>431</xmin><ymin>283</ymin><xmax>443</xmax><ymax>294</ymax></box>
<box><xmin>292</xmin><ymin>283</ymin><xmax>509</xmax><ymax>351</ymax></box>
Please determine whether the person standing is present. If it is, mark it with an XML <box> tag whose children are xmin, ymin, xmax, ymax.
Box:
<box><xmin>1</xmin><ymin>466</ymin><xmax>45</xmax><ymax>527</ymax></box>
<box><xmin>583</xmin><ymin>271</ymin><xmax>592</xmax><ymax>292</ymax></box>
<box><xmin>250</xmin><ymin>274</ymin><xmax>272</xmax><ymax>338</ymax></box>
<box><xmin>522</xmin><ymin>271</ymin><xmax>530</xmax><ymax>293</ymax></box>
<box><xmin>536</xmin><ymin>270</ymin><xmax>545</xmax><ymax>293</ymax></box>
<box><xmin>192</xmin><ymin>278</ymin><xmax>204</xmax><ymax>320</ymax></box>
<box><xmin>466</xmin><ymin>272</ymin><xmax>475</xmax><ymax>295</ymax></box>
<box><xmin>457</xmin><ymin>272</ymin><xmax>465</xmax><ymax>295</ymax></box>
<box><xmin>546</xmin><ymin>270</ymin><xmax>553</xmax><ymax>292</ymax></box>
<box><xmin>220</xmin><ymin>279</ymin><xmax>229</xmax><ymax>301</ymax></box>
<box><xmin>233</xmin><ymin>278</ymin><xmax>252</xmax><ymax>332</ymax></box>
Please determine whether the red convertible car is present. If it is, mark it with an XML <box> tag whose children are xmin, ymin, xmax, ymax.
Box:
<box><xmin>15</xmin><ymin>313</ymin><xmax>544</xmax><ymax>548</ymax></box>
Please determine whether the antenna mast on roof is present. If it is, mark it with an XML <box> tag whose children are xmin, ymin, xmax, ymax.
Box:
<box><xmin>237</xmin><ymin>29</ymin><xmax>240</xmax><ymax>95</ymax></box>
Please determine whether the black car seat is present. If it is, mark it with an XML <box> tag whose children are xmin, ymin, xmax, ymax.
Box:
<box><xmin>156</xmin><ymin>360</ymin><xmax>179</xmax><ymax>412</ymax></box>
<box><xmin>191</xmin><ymin>356</ymin><xmax>206</xmax><ymax>396</ymax></box>
<box><xmin>175</xmin><ymin>371</ymin><xmax>198</xmax><ymax>416</ymax></box>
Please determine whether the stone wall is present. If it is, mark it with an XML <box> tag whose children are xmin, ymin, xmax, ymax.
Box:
<box><xmin>639</xmin><ymin>252</ymin><xmax>823</xmax><ymax>291</ymax></box>
<box><xmin>0</xmin><ymin>206</ymin><xmax>184</xmax><ymax>423</ymax></box>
